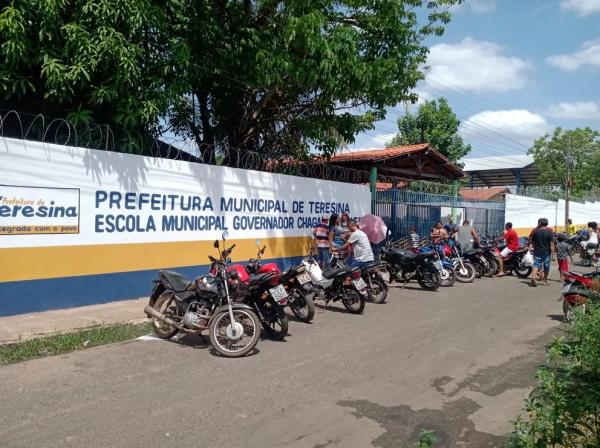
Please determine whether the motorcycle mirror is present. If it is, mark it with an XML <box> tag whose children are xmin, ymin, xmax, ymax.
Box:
<box><xmin>255</xmin><ymin>239</ymin><xmax>261</xmax><ymax>247</ymax></box>
<box><xmin>213</xmin><ymin>240</ymin><xmax>219</xmax><ymax>249</ymax></box>
<box><xmin>222</xmin><ymin>230</ymin><xmax>229</xmax><ymax>240</ymax></box>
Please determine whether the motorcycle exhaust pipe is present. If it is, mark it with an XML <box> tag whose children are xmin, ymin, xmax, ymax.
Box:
<box><xmin>144</xmin><ymin>305</ymin><xmax>187</xmax><ymax>332</ymax></box>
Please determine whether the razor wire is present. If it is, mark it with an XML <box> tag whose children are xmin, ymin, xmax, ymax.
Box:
<box><xmin>0</xmin><ymin>108</ymin><xmax>455</xmax><ymax>194</ymax></box>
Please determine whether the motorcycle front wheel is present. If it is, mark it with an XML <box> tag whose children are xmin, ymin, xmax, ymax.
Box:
<box><xmin>473</xmin><ymin>260</ymin><xmax>484</xmax><ymax>279</ymax></box>
<box><xmin>289</xmin><ymin>287</ymin><xmax>315</xmax><ymax>323</ymax></box>
<box><xmin>455</xmin><ymin>262</ymin><xmax>476</xmax><ymax>283</ymax></box>
<box><xmin>342</xmin><ymin>288</ymin><xmax>365</xmax><ymax>314</ymax></box>
<box><xmin>209</xmin><ymin>308</ymin><xmax>260</xmax><ymax>357</ymax></box>
<box><xmin>514</xmin><ymin>261</ymin><xmax>533</xmax><ymax>278</ymax></box>
<box><xmin>439</xmin><ymin>266</ymin><xmax>456</xmax><ymax>287</ymax></box>
<box><xmin>260</xmin><ymin>302</ymin><xmax>289</xmax><ymax>340</ymax></box>
<box><xmin>368</xmin><ymin>277</ymin><xmax>388</xmax><ymax>303</ymax></box>
<box><xmin>417</xmin><ymin>265</ymin><xmax>441</xmax><ymax>291</ymax></box>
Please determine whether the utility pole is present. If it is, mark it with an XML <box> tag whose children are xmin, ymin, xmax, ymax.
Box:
<box><xmin>565</xmin><ymin>136</ymin><xmax>575</xmax><ymax>231</ymax></box>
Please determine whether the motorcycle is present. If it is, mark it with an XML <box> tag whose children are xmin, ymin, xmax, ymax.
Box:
<box><xmin>580</xmin><ymin>242</ymin><xmax>599</xmax><ymax>267</ymax></box>
<box><xmin>461</xmin><ymin>247</ymin><xmax>491</xmax><ymax>278</ymax></box>
<box><xmin>245</xmin><ymin>240</ymin><xmax>316</xmax><ymax>323</ymax></box>
<box><xmin>420</xmin><ymin>245</ymin><xmax>456</xmax><ymax>287</ymax></box>
<box><xmin>329</xmin><ymin>251</ymin><xmax>390</xmax><ymax>304</ymax></box>
<box><xmin>561</xmin><ymin>280</ymin><xmax>598</xmax><ymax>322</ymax></box>
<box><xmin>496</xmin><ymin>244</ymin><xmax>533</xmax><ymax>278</ymax></box>
<box><xmin>302</xmin><ymin>254</ymin><xmax>367</xmax><ymax>313</ymax></box>
<box><xmin>380</xmin><ymin>240</ymin><xmax>441</xmax><ymax>291</ymax></box>
<box><xmin>445</xmin><ymin>240</ymin><xmax>476</xmax><ymax>283</ymax></box>
<box><xmin>227</xmin><ymin>257</ymin><xmax>290</xmax><ymax>341</ymax></box>
<box><xmin>144</xmin><ymin>232</ymin><xmax>261</xmax><ymax>358</ymax></box>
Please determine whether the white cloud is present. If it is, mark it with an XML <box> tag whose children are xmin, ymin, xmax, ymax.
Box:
<box><xmin>560</xmin><ymin>0</ymin><xmax>600</xmax><ymax>16</ymax></box>
<box><xmin>451</xmin><ymin>0</ymin><xmax>496</xmax><ymax>14</ymax></box>
<box><xmin>546</xmin><ymin>39</ymin><xmax>600</xmax><ymax>71</ymax></box>
<box><xmin>425</xmin><ymin>37</ymin><xmax>532</xmax><ymax>94</ymax></box>
<box><xmin>460</xmin><ymin>110</ymin><xmax>550</xmax><ymax>149</ymax></box>
<box><xmin>547</xmin><ymin>101</ymin><xmax>600</xmax><ymax>120</ymax></box>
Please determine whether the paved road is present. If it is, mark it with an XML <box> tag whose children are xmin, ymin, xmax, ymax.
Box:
<box><xmin>0</xmin><ymin>273</ymin><xmax>567</xmax><ymax>448</ymax></box>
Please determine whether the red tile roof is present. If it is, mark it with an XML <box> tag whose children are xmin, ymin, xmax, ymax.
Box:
<box><xmin>459</xmin><ymin>187</ymin><xmax>509</xmax><ymax>201</ymax></box>
<box><xmin>329</xmin><ymin>144</ymin><xmax>431</xmax><ymax>163</ymax></box>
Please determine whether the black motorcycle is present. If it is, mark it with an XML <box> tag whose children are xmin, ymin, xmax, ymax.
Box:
<box><xmin>330</xmin><ymin>252</ymin><xmax>390</xmax><ymax>304</ymax></box>
<box><xmin>380</xmin><ymin>240</ymin><xmax>441</xmax><ymax>291</ymax></box>
<box><xmin>461</xmin><ymin>247</ymin><xmax>492</xmax><ymax>278</ymax></box>
<box><xmin>497</xmin><ymin>245</ymin><xmax>532</xmax><ymax>278</ymax></box>
<box><xmin>246</xmin><ymin>242</ymin><xmax>316</xmax><ymax>323</ymax></box>
<box><xmin>144</xmin><ymin>233</ymin><xmax>261</xmax><ymax>358</ymax></box>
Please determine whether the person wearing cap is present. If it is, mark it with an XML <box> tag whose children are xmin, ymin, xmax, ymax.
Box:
<box><xmin>312</xmin><ymin>216</ymin><xmax>331</xmax><ymax>267</ymax></box>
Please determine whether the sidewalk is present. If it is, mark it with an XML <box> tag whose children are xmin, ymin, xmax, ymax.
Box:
<box><xmin>0</xmin><ymin>298</ymin><xmax>148</xmax><ymax>344</ymax></box>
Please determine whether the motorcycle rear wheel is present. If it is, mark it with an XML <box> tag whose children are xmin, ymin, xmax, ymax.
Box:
<box><xmin>151</xmin><ymin>292</ymin><xmax>179</xmax><ymax>340</ymax></box>
<box><xmin>209</xmin><ymin>308</ymin><xmax>260</xmax><ymax>357</ymax></box>
<box><xmin>289</xmin><ymin>287</ymin><xmax>315</xmax><ymax>323</ymax></box>
<box><xmin>261</xmin><ymin>303</ymin><xmax>289</xmax><ymax>340</ymax></box>
<box><xmin>455</xmin><ymin>262</ymin><xmax>476</xmax><ymax>283</ymax></box>
<box><xmin>473</xmin><ymin>261</ymin><xmax>484</xmax><ymax>279</ymax></box>
<box><xmin>514</xmin><ymin>263</ymin><xmax>532</xmax><ymax>278</ymax></box>
<box><xmin>342</xmin><ymin>289</ymin><xmax>365</xmax><ymax>314</ymax></box>
<box><xmin>368</xmin><ymin>277</ymin><xmax>388</xmax><ymax>303</ymax></box>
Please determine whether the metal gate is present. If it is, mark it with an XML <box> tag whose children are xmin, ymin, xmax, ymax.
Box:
<box><xmin>375</xmin><ymin>189</ymin><xmax>505</xmax><ymax>240</ymax></box>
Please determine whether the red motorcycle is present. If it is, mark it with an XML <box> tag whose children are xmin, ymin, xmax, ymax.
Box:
<box><xmin>245</xmin><ymin>241</ymin><xmax>315</xmax><ymax>323</ymax></box>
<box><xmin>561</xmin><ymin>271</ymin><xmax>600</xmax><ymax>321</ymax></box>
<box><xmin>225</xmin><ymin>247</ymin><xmax>290</xmax><ymax>340</ymax></box>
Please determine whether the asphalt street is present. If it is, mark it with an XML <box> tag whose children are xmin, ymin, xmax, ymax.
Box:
<box><xmin>0</xmin><ymin>272</ymin><xmax>568</xmax><ymax>448</ymax></box>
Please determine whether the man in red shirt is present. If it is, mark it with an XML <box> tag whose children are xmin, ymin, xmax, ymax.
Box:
<box><xmin>496</xmin><ymin>222</ymin><xmax>520</xmax><ymax>276</ymax></box>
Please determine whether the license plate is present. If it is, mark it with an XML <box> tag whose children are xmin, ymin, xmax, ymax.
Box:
<box><xmin>269</xmin><ymin>284</ymin><xmax>288</xmax><ymax>302</ymax></box>
<box><xmin>353</xmin><ymin>278</ymin><xmax>367</xmax><ymax>290</ymax></box>
<box><xmin>297</xmin><ymin>272</ymin><xmax>311</xmax><ymax>285</ymax></box>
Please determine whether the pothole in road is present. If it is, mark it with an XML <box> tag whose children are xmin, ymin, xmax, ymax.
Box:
<box><xmin>337</xmin><ymin>397</ymin><xmax>504</xmax><ymax>447</ymax></box>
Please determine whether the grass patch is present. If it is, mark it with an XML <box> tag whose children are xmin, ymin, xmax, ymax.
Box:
<box><xmin>0</xmin><ymin>321</ymin><xmax>152</xmax><ymax>365</ymax></box>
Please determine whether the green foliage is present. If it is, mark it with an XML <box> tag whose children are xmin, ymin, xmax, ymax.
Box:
<box><xmin>505</xmin><ymin>301</ymin><xmax>600</xmax><ymax>448</ymax></box>
<box><xmin>413</xmin><ymin>429</ymin><xmax>438</xmax><ymax>447</ymax></box>
<box><xmin>0</xmin><ymin>0</ymin><xmax>178</xmax><ymax>137</ymax></box>
<box><xmin>387</xmin><ymin>97</ymin><xmax>471</xmax><ymax>163</ymax></box>
<box><xmin>0</xmin><ymin>322</ymin><xmax>152</xmax><ymax>364</ymax></box>
<box><xmin>1</xmin><ymin>0</ymin><xmax>462</xmax><ymax>156</ymax></box>
<box><xmin>528</xmin><ymin>127</ymin><xmax>600</xmax><ymax>198</ymax></box>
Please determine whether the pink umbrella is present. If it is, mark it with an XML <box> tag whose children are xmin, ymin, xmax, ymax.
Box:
<box><xmin>359</xmin><ymin>214</ymin><xmax>388</xmax><ymax>244</ymax></box>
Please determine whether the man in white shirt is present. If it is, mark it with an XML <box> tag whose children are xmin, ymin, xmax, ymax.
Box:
<box><xmin>336</xmin><ymin>219</ymin><xmax>374</xmax><ymax>268</ymax></box>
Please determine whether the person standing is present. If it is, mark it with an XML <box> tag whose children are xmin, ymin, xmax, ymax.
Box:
<box><xmin>456</xmin><ymin>219</ymin><xmax>479</xmax><ymax>252</ymax></box>
<box><xmin>495</xmin><ymin>222</ymin><xmax>520</xmax><ymax>277</ymax></box>
<box><xmin>566</xmin><ymin>218</ymin><xmax>575</xmax><ymax>235</ymax></box>
<box><xmin>336</xmin><ymin>219</ymin><xmax>374</xmax><ymax>268</ymax></box>
<box><xmin>444</xmin><ymin>217</ymin><xmax>458</xmax><ymax>238</ymax></box>
<box><xmin>312</xmin><ymin>216</ymin><xmax>331</xmax><ymax>267</ymax></box>
<box><xmin>409</xmin><ymin>227</ymin><xmax>420</xmax><ymax>249</ymax></box>
<box><xmin>328</xmin><ymin>213</ymin><xmax>346</xmax><ymax>249</ymax></box>
<box><xmin>430</xmin><ymin>222</ymin><xmax>448</xmax><ymax>244</ymax></box>
<box><xmin>556</xmin><ymin>233</ymin><xmax>570</xmax><ymax>282</ymax></box>
<box><xmin>529</xmin><ymin>218</ymin><xmax>556</xmax><ymax>287</ymax></box>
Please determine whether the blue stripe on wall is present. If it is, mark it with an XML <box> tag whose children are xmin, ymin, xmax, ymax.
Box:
<box><xmin>0</xmin><ymin>255</ymin><xmax>302</xmax><ymax>317</ymax></box>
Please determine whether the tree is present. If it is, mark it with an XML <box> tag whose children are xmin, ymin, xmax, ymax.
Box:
<box><xmin>165</xmin><ymin>0</ymin><xmax>463</xmax><ymax>157</ymax></box>
<box><xmin>0</xmin><ymin>0</ymin><xmax>462</xmax><ymax>156</ymax></box>
<box><xmin>0</xmin><ymin>0</ymin><xmax>180</xmax><ymax>146</ymax></box>
<box><xmin>387</xmin><ymin>97</ymin><xmax>470</xmax><ymax>163</ymax></box>
<box><xmin>528</xmin><ymin>127</ymin><xmax>600</xmax><ymax>198</ymax></box>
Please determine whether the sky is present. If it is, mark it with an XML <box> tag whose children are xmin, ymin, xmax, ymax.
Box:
<box><xmin>349</xmin><ymin>0</ymin><xmax>600</xmax><ymax>160</ymax></box>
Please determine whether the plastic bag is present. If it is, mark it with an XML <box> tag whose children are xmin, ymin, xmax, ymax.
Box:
<box><xmin>522</xmin><ymin>250</ymin><xmax>534</xmax><ymax>267</ymax></box>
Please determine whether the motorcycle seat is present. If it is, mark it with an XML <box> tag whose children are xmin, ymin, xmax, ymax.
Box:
<box><xmin>249</xmin><ymin>273</ymin><xmax>274</xmax><ymax>284</ymax></box>
<box><xmin>392</xmin><ymin>248</ymin><xmax>417</xmax><ymax>259</ymax></box>
<box><xmin>322</xmin><ymin>267</ymin><xmax>355</xmax><ymax>279</ymax></box>
<box><xmin>361</xmin><ymin>261</ymin><xmax>387</xmax><ymax>270</ymax></box>
<box><xmin>160</xmin><ymin>270</ymin><xmax>194</xmax><ymax>292</ymax></box>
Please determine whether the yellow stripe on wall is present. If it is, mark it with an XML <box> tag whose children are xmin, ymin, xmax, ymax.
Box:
<box><xmin>0</xmin><ymin>236</ymin><xmax>312</xmax><ymax>283</ymax></box>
